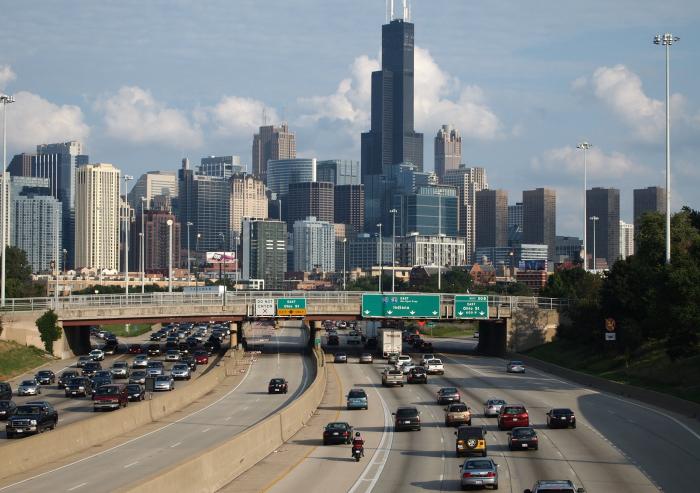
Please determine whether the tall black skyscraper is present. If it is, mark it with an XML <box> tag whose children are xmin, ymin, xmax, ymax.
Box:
<box><xmin>361</xmin><ymin>13</ymin><xmax>423</xmax><ymax>231</ymax></box>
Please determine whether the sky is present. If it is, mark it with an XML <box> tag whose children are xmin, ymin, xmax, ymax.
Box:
<box><xmin>1</xmin><ymin>0</ymin><xmax>699</xmax><ymax>236</ymax></box>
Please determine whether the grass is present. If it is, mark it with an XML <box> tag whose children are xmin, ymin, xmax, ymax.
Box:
<box><xmin>0</xmin><ymin>341</ymin><xmax>52</xmax><ymax>380</ymax></box>
<box><xmin>413</xmin><ymin>322</ymin><xmax>477</xmax><ymax>339</ymax></box>
<box><xmin>525</xmin><ymin>339</ymin><xmax>700</xmax><ymax>404</ymax></box>
<box><xmin>101</xmin><ymin>323</ymin><xmax>154</xmax><ymax>338</ymax></box>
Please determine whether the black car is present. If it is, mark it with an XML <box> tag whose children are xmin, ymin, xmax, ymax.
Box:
<box><xmin>327</xmin><ymin>334</ymin><xmax>339</xmax><ymax>346</ymax></box>
<box><xmin>178</xmin><ymin>342</ymin><xmax>190</xmax><ymax>355</ymax></box>
<box><xmin>322</xmin><ymin>422</ymin><xmax>353</xmax><ymax>445</ymax></box>
<box><xmin>92</xmin><ymin>375</ymin><xmax>113</xmax><ymax>391</ymax></box>
<box><xmin>82</xmin><ymin>362</ymin><xmax>102</xmax><ymax>377</ymax></box>
<box><xmin>507</xmin><ymin>426</ymin><xmax>539</xmax><ymax>450</ymax></box>
<box><xmin>546</xmin><ymin>408</ymin><xmax>577</xmax><ymax>429</ymax></box>
<box><xmin>268</xmin><ymin>378</ymin><xmax>288</xmax><ymax>394</ymax></box>
<box><xmin>103</xmin><ymin>340</ymin><xmax>118</xmax><ymax>355</ymax></box>
<box><xmin>393</xmin><ymin>406</ymin><xmax>421</xmax><ymax>431</ymax></box>
<box><xmin>34</xmin><ymin>370</ymin><xmax>56</xmax><ymax>385</ymax></box>
<box><xmin>0</xmin><ymin>382</ymin><xmax>13</xmax><ymax>400</ymax></box>
<box><xmin>0</xmin><ymin>400</ymin><xmax>18</xmax><ymax>420</ymax></box>
<box><xmin>125</xmin><ymin>383</ymin><xmax>145</xmax><ymax>402</ymax></box>
<box><xmin>65</xmin><ymin>377</ymin><xmax>93</xmax><ymax>397</ymax></box>
<box><xmin>407</xmin><ymin>367</ymin><xmax>428</xmax><ymax>384</ymax></box>
<box><xmin>6</xmin><ymin>402</ymin><xmax>58</xmax><ymax>437</ymax></box>
<box><xmin>181</xmin><ymin>355</ymin><xmax>197</xmax><ymax>371</ymax></box>
<box><xmin>58</xmin><ymin>371</ymin><xmax>79</xmax><ymax>389</ymax></box>
<box><xmin>364</xmin><ymin>336</ymin><xmax>378</xmax><ymax>349</ymax></box>
<box><xmin>147</xmin><ymin>344</ymin><xmax>162</xmax><ymax>356</ymax></box>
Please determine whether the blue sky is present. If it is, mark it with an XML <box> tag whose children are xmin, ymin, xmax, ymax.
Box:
<box><xmin>2</xmin><ymin>0</ymin><xmax>699</xmax><ymax>236</ymax></box>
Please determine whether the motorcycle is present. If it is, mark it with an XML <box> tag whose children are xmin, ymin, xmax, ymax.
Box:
<box><xmin>352</xmin><ymin>446</ymin><xmax>363</xmax><ymax>462</ymax></box>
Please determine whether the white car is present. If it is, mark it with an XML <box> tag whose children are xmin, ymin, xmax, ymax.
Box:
<box><xmin>507</xmin><ymin>361</ymin><xmax>526</xmax><ymax>373</ymax></box>
<box><xmin>89</xmin><ymin>349</ymin><xmax>105</xmax><ymax>361</ymax></box>
<box><xmin>399</xmin><ymin>362</ymin><xmax>417</xmax><ymax>374</ymax></box>
<box><xmin>483</xmin><ymin>398</ymin><xmax>506</xmax><ymax>417</ymax></box>
<box><xmin>424</xmin><ymin>358</ymin><xmax>445</xmax><ymax>375</ymax></box>
<box><xmin>396</xmin><ymin>355</ymin><xmax>413</xmax><ymax>367</ymax></box>
<box><xmin>420</xmin><ymin>354</ymin><xmax>435</xmax><ymax>366</ymax></box>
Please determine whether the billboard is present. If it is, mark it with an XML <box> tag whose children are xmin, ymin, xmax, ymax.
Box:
<box><xmin>206</xmin><ymin>251</ymin><xmax>236</xmax><ymax>264</ymax></box>
<box><xmin>518</xmin><ymin>259</ymin><xmax>547</xmax><ymax>271</ymax></box>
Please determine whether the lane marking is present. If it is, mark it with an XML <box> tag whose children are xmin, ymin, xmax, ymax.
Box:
<box><xmin>170</xmin><ymin>442</ymin><xmax>181</xmax><ymax>448</ymax></box>
<box><xmin>67</xmin><ymin>483</ymin><xmax>87</xmax><ymax>491</ymax></box>
<box><xmin>224</xmin><ymin>416</ymin><xmax>232</xmax><ymax>421</ymax></box>
<box><xmin>123</xmin><ymin>461</ymin><xmax>138</xmax><ymax>469</ymax></box>
<box><xmin>201</xmin><ymin>427</ymin><xmax>211</xmax><ymax>433</ymax></box>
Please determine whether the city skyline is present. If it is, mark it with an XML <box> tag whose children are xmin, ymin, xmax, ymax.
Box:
<box><xmin>0</xmin><ymin>1</ymin><xmax>698</xmax><ymax>237</ymax></box>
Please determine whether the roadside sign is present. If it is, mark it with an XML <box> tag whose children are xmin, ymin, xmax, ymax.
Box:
<box><xmin>605</xmin><ymin>318</ymin><xmax>616</xmax><ymax>332</ymax></box>
<box><xmin>454</xmin><ymin>295</ymin><xmax>489</xmax><ymax>319</ymax></box>
<box><xmin>361</xmin><ymin>294</ymin><xmax>441</xmax><ymax>318</ymax></box>
<box><xmin>314</xmin><ymin>337</ymin><xmax>321</xmax><ymax>345</ymax></box>
<box><xmin>276</xmin><ymin>297</ymin><xmax>307</xmax><ymax>316</ymax></box>
<box><xmin>255</xmin><ymin>298</ymin><xmax>275</xmax><ymax>317</ymax></box>
<box><xmin>605</xmin><ymin>332</ymin><xmax>617</xmax><ymax>341</ymax></box>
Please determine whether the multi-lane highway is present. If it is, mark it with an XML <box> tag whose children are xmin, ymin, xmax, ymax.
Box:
<box><xmin>266</xmin><ymin>331</ymin><xmax>699</xmax><ymax>492</ymax></box>
<box><xmin>0</xmin><ymin>322</ymin><xmax>312</xmax><ymax>492</ymax></box>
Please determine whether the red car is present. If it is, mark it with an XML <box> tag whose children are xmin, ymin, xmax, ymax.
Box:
<box><xmin>193</xmin><ymin>350</ymin><xmax>209</xmax><ymax>365</ymax></box>
<box><xmin>497</xmin><ymin>405</ymin><xmax>529</xmax><ymax>430</ymax></box>
<box><xmin>128</xmin><ymin>344</ymin><xmax>142</xmax><ymax>354</ymax></box>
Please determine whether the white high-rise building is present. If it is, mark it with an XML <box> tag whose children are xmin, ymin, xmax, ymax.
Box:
<box><xmin>127</xmin><ymin>171</ymin><xmax>177</xmax><ymax>209</ymax></box>
<box><xmin>619</xmin><ymin>220</ymin><xmax>634</xmax><ymax>260</ymax></box>
<box><xmin>75</xmin><ymin>163</ymin><xmax>121</xmax><ymax>271</ymax></box>
<box><xmin>292</xmin><ymin>216</ymin><xmax>335</xmax><ymax>272</ymax></box>
<box><xmin>230</xmin><ymin>174</ymin><xmax>268</xmax><ymax>236</ymax></box>
<box><xmin>442</xmin><ymin>165</ymin><xmax>488</xmax><ymax>263</ymax></box>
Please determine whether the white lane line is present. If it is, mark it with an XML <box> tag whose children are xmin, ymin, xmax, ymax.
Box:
<box><xmin>201</xmin><ymin>427</ymin><xmax>212</xmax><ymax>433</ymax></box>
<box><xmin>67</xmin><ymin>483</ymin><xmax>87</xmax><ymax>491</ymax></box>
<box><xmin>0</xmin><ymin>356</ymin><xmax>254</xmax><ymax>492</ymax></box>
<box><xmin>170</xmin><ymin>442</ymin><xmax>181</xmax><ymax>448</ymax></box>
<box><xmin>224</xmin><ymin>416</ymin><xmax>232</xmax><ymax>421</ymax></box>
<box><xmin>123</xmin><ymin>461</ymin><xmax>138</xmax><ymax>469</ymax></box>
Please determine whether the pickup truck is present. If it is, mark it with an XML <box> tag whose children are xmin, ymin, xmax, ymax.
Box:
<box><xmin>6</xmin><ymin>401</ymin><xmax>58</xmax><ymax>437</ymax></box>
<box><xmin>424</xmin><ymin>358</ymin><xmax>445</xmax><ymax>375</ymax></box>
<box><xmin>382</xmin><ymin>368</ymin><xmax>405</xmax><ymax>387</ymax></box>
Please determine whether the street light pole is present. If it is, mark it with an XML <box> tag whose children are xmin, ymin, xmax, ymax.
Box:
<box><xmin>389</xmin><ymin>208</ymin><xmax>397</xmax><ymax>292</ymax></box>
<box><xmin>589</xmin><ymin>216</ymin><xmax>599</xmax><ymax>272</ymax></box>
<box><xmin>654</xmin><ymin>33</ymin><xmax>679</xmax><ymax>265</ymax></box>
<box><xmin>342</xmin><ymin>237</ymin><xmax>347</xmax><ymax>291</ymax></box>
<box><xmin>377</xmin><ymin>223</ymin><xmax>383</xmax><ymax>293</ymax></box>
<box><xmin>437</xmin><ymin>194</ymin><xmax>442</xmax><ymax>291</ymax></box>
<box><xmin>167</xmin><ymin>219</ymin><xmax>173</xmax><ymax>293</ymax></box>
<box><xmin>195</xmin><ymin>233</ymin><xmax>200</xmax><ymax>294</ymax></box>
<box><xmin>140</xmin><ymin>197</ymin><xmax>146</xmax><ymax>293</ymax></box>
<box><xmin>122</xmin><ymin>175</ymin><xmax>133</xmax><ymax>299</ymax></box>
<box><xmin>186</xmin><ymin>222</ymin><xmax>193</xmax><ymax>286</ymax></box>
<box><xmin>577</xmin><ymin>142</ymin><xmax>592</xmax><ymax>270</ymax></box>
<box><xmin>0</xmin><ymin>94</ymin><xmax>15</xmax><ymax>307</ymax></box>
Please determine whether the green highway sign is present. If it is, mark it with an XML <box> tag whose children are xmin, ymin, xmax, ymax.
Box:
<box><xmin>276</xmin><ymin>297</ymin><xmax>307</xmax><ymax>316</ymax></box>
<box><xmin>454</xmin><ymin>295</ymin><xmax>489</xmax><ymax>319</ymax></box>
<box><xmin>362</xmin><ymin>294</ymin><xmax>441</xmax><ymax>318</ymax></box>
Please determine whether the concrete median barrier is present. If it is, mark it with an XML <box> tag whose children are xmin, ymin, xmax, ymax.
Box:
<box><xmin>0</xmin><ymin>350</ymin><xmax>244</xmax><ymax>481</ymax></box>
<box><xmin>120</xmin><ymin>348</ymin><xmax>327</xmax><ymax>493</ymax></box>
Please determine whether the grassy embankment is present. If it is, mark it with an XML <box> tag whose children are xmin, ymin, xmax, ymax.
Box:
<box><xmin>408</xmin><ymin>321</ymin><xmax>477</xmax><ymax>339</ymax></box>
<box><xmin>100</xmin><ymin>323</ymin><xmax>153</xmax><ymax>338</ymax></box>
<box><xmin>525</xmin><ymin>339</ymin><xmax>700</xmax><ymax>404</ymax></box>
<box><xmin>0</xmin><ymin>341</ymin><xmax>53</xmax><ymax>380</ymax></box>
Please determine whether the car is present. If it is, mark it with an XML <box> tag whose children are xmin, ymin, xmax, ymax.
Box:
<box><xmin>92</xmin><ymin>375</ymin><xmax>113</xmax><ymax>390</ymax></box>
<box><xmin>359</xmin><ymin>353</ymin><xmax>374</xmax><ymax>364</ymax></box>
<box><xmin>382</xmin><ymin>368</ymin><xmax>405</xmax><ymax>387</ymax></box>
<box><xmin>129</xmin><ymin>370</ymin><xmax>148</xmax><ymax>385</ymax></box>
<box><xmin>102</xmin><ymin>340</ymin><xmax>119</xmax><ymax>355</ymax></box>
<box><xmin>420</xmin><ymin>354</ymin><xmax>435</xmax><ymax>365</ymax></box>
<box><xmin>473</xmin><ymin>331</ymin><xmax>479</xmax><ymax>339</ymax></box>
<box><xmin>34</xmin><ymin>370</ymin><xmax>56</xmax><ymax>385</ymax></box>
<box><xmin>327</xmin><ymin>335</ymin><xmax>339</xmax><ymax>347</ymax></box>
<box><xmin>147</xmin><ymin>344</ymin><xmax>162</xmax><ymax>356</ymax></box>
<box><xmin>150</xmin><ymin>332</ymin><xmax>163</xmax><ymax>341</ymax></box>
<box><xmin>193</xmin><ymin>350</ymin><xmax>209</xmax><ymax>365</ymax></box>
<box><xmin>93</xmin><ymin>370</ymin><xmax>113</xmax><ymax>380</ymax></box>
<box><xmin>507</xmin><ymin>426</ymin><xmax>539</xmax><ymax>451</ymax></box>
<box><xmin>411</xmin><ymin>337</ymin><xmax>424</xmax><ymax>348</ymax></box>
<box><xmin>77</xmin><ymin>355</ymin><xmax>92</xmax><ymax>368</ymax></box>
<box><xmin>268</xmin><ymin>378</ymin><xmax>288</xmax><ymax>394</ymax></box>
<box><xmin>82</xmin><ymin>361</ymin><xmax>102</xmax><ymax>377</ymax></box>
<box><xmin>393</xmin><ymin>406</ymin><xmax>421</xmax><ymax>431</ymax></box>
<box><xmin>146</xmin><ymin>361</ymin><xmax>165</xmax><ymax>377</ymax></box>
<box><xmin>417</xmin><ymin>341</ymin><xmax>433</xmax><ymax>352</ymax></box>
<box><xmin>346</xmin><ymin>388</ymin><xmax>368</xmax><ymax>410</ymax></box>
<box><xmin>0</xmin><ymin>382</ymin><xmax>11</xmax><ymax>401</ymax></box>
<box><xmin>407</xmin><ymin>366</ymin><xmax>428</xmax><ymax>384</ymax></box>
<box><xmin>65</xmin><ymin>377</ymin><xmax>93</xmax><ymax>397</ymax></box>
<box><xmin>125</xmin><ymin>383</ymin><xmax>145</xmax><ymax>402</ymax></box>
<box><xmin>459</xmin><ymin>457</ymin><xmax>499</xmax><ymax>490</ymax></box>
<box><xmin>58</xmin><ymin>371</ymin><xmax>79</xmax><ymax>389</ymax></box>
<box><xmin>132</xmin><ymin>355</ymin><xmax>150</xmax><ymax>368</ymax></box>
<box><xmin>396</xmin><ymin>354</ymin><xmax>412</xmax><ymax>367</ymax></box>
<box><xmin>524</xmin><ymin>480</ymin><xmax>585</xmax><ymax>493</ymax></box>
<box><xmin>110</xmin><ymin>361</ymin><xmax>130</xmax><ymax>379</ymax></box>
<box><xmin>17</xmin><ymin>380</ymin><xmax>41</xmax><ymax>396</ymax></box>
<box><xmin>5</xmin><ymin>402</ymin><xmax>58</xmax><ymax>437</ymax></box>
<box><xmin>437</xmin><ymin>387</ymin><xmax>461</xmax><ymax>405</ymax></box>
<box><xmin>424</xmin><ymin>358</ymin><xmax>445</xmax><ymax>375</ymax></box>
<box><xmin>334</xmin><ymin>353</ymin><xmax>348</xmax><ymax>364</ymax></box>
<box><xmin>178</xmin><ymin>342</ymin><xmax>191</xmax><ymax>355</ymax></box>
<box><xmin>181</xmin><ymin>355</ymin><xmax>197</xmax><ymax>372</ymax></box>
<box><xmin>498</xmin><ymin>405</ymin><xmax>529</xmax><ymax>430</ymax></box>
<box><xmin>93</xmin><ymin>384</ymin><xmax>129</xmax><ymax>411</ymax></box>
<box><xmin>89</xmin><ymin>349</ymin><xmax>105</xmax><ymax>361</ymax></box>
<box><xmin>322</xmin><ymin>422</ymin><xmax>353</xmax><ymax>445</ymax></box>
<box><xmin>153</xmin><ymin>375</ymin><xmax>175</xmax><ymax>391</ymax></box>
<box><xmin>387</xmin><ymin>353</ymin><xmax>400</xmax><ymax>365</ymax></box>
<box><xmin>165</xmin><ymin>349</ymin><xmax>181</xmax><ymax>361</ymax></box>
<box><xmin>128</xmin><ymin>344</ymin><xmax>142</xmax><ymax>355</ymax></box>
<box><xmin>0</xmin><ymin>400</ymin><xmax>18</xmax><ymax>420</ymax></box>
<box><xmin>506</xmin><ymin>360</ymin><xmax>526</xmax><ymax>373</ymax></box>
<box><xmin>171</xmin><ymin>364</ymin><xmax>192</xmax><ymax>380</ymax></box>
<box><xmin>455</xmin><ymin>425</ymin><xmax>488</xmax><ymax>457</ymax></box>
<box><xmin>364</xmin><ymin>336</ymin><xmax>378</xmax><ymax>349</ymax></box>
<box><xmin>483</xmin><ymin>399</ymin><xmax>506</xmax><ymax>418</ymax></box>
<box><xmin>445</xmin><ymin>402</ymin><xmax>472</xmax><ymax>427</ymax></box>
<box><xmin>399</xmin><ymin>362</ymin><xmax>417</xmax><ymax>374</ymax></box>
<box><xmin>546</xmin><ymin>408</ymin><xmax>577</xmax><ymax>429</ymax></box>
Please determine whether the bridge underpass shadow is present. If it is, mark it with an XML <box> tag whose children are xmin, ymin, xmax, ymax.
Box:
<box><xmin>63</xmin><ymin>325</ymin><xmax>92</xmax><ymax>355</ymax></box>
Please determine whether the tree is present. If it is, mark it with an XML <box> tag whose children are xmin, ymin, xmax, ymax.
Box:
<box><xmin>36</xmin><ymin>309</ymin><xmax>61</xmax><ymax>355</ymax></box>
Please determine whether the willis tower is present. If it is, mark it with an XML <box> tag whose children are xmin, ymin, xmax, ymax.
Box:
<box><xmin>361</xmin><ymin>2</ymin><xmax>423</xmax><ymax>231</ymax></box>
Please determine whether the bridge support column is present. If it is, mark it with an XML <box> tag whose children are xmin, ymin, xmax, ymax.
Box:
<box><xmin>229</xmin><ymin>322</ymin><xmax>241</xmax><ymax>349</ymax></box>
<box><xmin>476</xmin><ymin>319</ymin><xmax>507</xmax><ymax>357</ymax></box>
<box><xmin>308</xmin><ymin>320</ymin><xmax>321</xmax><ymax>350</ymax></box>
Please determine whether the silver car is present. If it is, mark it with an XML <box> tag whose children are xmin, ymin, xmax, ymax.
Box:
<box><xmin>146</xmin><ymin>362</ymin><xmax>165</xmax><ymax>377</ymax></box>
<box><xmin>507</xmin><ymin>361</ymin><xmax>526</xmax><ymax>373</ymax></box>
<box><xmin>129</xmin><ymin>370</ymin><xmax>147</xmax><ymax>384</ymax></box>
<box><xmin>110</xmin><ymin>361</ymin><xmax>130</xmax><ymax>379</ymax></box>
<box><xmin>154</xmin><ymin>375</ymin><xmax>175</xmax><ymax>391</ymax></box>
<box><xmin>171</xmin><ymin>364</ymin><xmax>191</xmax><ymax>381</ymax></box>
<box><xmin>89</xmin><ymin>349</ymin><xmax>105</xmax><ymax>361</ymax></box>
<box><xmin>165</xmin><ymin>350</ymin><xmax>181</xmax><ymax>362</ymax></box>
<box><xmin>459</xmin><ymin>457</ymin><xmax>499</xmax><ymax>490</ymax></box>
<box><xmin>484</xmin><ymin>399</ymin><xmax>506</xmax><ymax>417</ymax></box>
<box><xmin>359</xmin><ymin>353</ymin><xmax>373</xmax><ymax>364</ymax></box>
<box><xmin>17</xmin><ymin>379</ymin><xmax>41</xmax><ymax>396</ymax></box>
<box><xmin>334</xmin><ymin>353</ymin><xmax>347</xmax><ymax>363</ymax></box>
<box><xmin>132</xmin><ymin>355</ymin><xmax>149</xmax><ymax>368</ymax></box>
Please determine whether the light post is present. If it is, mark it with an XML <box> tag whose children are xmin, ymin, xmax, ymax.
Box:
<box><xmin>195</xmin><ymin>233</ymin><xmax>201</xmax><ymax>294</ymax></box>
<box><xmin>437</xmin><ymin>194</ymin><xmax>442</xmax><ymax>291</ymax></box>
<box><xmin>654</xmin><ymin>33</ymin><xmax>679</xmax><ymax>265</ymax></box>
<box><xmin>377</xmin><ymin>223</ymin><xmax>383</xmax><ymax>292</ymax></box>
<box><xmin>53</xmin><ymin>206</ymin><xmax>59</xmax><ymax>306</ymax></box>
<box><xmin>577</xmin><ymin>142</ymin><xmax>592</xmax><ymax>270</ymax></box>
<box><xmin>389</xmin><ymin>208</ymin><xmax>397</xmax><ymax>292</ymax></box>
<box><xmin>138</xmin><ymin>232</ymin><xmax>144</xmax><ymax>292</ymax></box>
<box><xmin>166</xmin><ymin>219</ymin><xmax>173</xmax><ymax>293</ymax></box>
<box><xmin>186</xmin><ymin>222</ymin><xmax>193</xmax><ymax>286</ymax></box>
<box><xmin>122</xmin><ymin>175</ymin><xmax>133</xmax><ymax>299</ymax></box>
<box><xmin>589</xmin><ymin>216</ymin><xmax>599</xmax><ymax>273</ymax></box>
<box><xmin>342</xmin><ymin>237</ymin><xmax>347</xmax><ymax>291</ymax></box>
<box><xmin>140</xmin><ymin>197</ymin><xmax>146</xmax><ymax>293</ymax></box>
<box><xmin>218</xmin><ymin>232</ymin><xmax>224</xmax><ymax>284</ymax></box>
<box><xmin>0</xmin><ymin>94</ymin><xmax>15</xmax><ymax>307</ymax></box>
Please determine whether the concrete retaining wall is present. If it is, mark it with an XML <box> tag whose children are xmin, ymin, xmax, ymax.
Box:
<box><xmin>120</xmin><ymin>348</ymin><xmax>327</xmax><ymax>493</ymax></box>
<box><xmin>0</xmin><ymin>350</ymin><xmax>243</xmax><ymax>481</ymax></box>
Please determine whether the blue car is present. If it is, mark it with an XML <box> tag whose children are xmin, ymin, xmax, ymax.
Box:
<box><xmin>346</xmin><ymin>388</ymin><xmax>368</xmax><ymax>410</ymax></box>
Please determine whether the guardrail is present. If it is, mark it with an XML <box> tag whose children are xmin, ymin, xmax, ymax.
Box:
<box><xmin>0</xmin><ymin>291</ymin><xmax>568</xmax><ymax>314</ymax></box>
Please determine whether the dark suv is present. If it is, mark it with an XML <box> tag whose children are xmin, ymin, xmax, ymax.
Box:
<box><xmin>0</xmin><ymin>382</ymin><xmax>11</xmax><ymax>401</ymax></box>
<box><xmin>6</xmin><ymin>401</ymin><xmax>58</xmax><ymax>437</ymax></box>
<box><xmin>407</xmin><ymin>367</ymin><xmax>428</xmax><ymax>384</ymax></box>
<box><xmin>65</xmin><ymin>377</ymin><xmax>94</xmax><ymax>397</ymax></box>
<box><xmin>546</xmin><ymin>408</ymin><xmax>576</xmax><ymax>429</ymax></box>
<box><xmin>393</xmin><ymin>406</ymin><xmax>421</xmax><ymax>431</ymax></box>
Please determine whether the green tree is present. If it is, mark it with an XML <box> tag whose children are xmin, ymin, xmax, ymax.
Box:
<box><xmin>36</xmin><ymin>309</ymin><xmax>62</xmax><ymax>355</ymax></box>
<box><xmin>2</xmin><ymin>246</ymin><xmax>44</xmax><ymax>298</ymax></box>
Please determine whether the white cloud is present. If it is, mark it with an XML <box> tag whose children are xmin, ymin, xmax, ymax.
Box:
<box><xmin>205</xmin><ymin>96</ymin><xmax>279</xmax><ymax>138</ymax></box>
<box><xmin>0</xmin><ymin>65</ymin><xmax>16</xmax><ymax>89</ymax></box>
<box><xmin>96</xmin><ymin>86</ymin><xmax>202</xmax><ymax>147</ymax></box>
<box><xmin>531</xmin><ymin>145</ymin><xmax>641</xmax><ymax>179</ymax></box>
<box><xmin>7</xmin><ymin>91</ymin><xmax>90</xmax><ymax>150</ymax></box>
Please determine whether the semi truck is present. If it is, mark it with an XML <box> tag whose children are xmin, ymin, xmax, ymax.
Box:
<box><xmin>380</xmin><ymin>329</ymin><xmax>402</xmax><ymax>358</ymax></box>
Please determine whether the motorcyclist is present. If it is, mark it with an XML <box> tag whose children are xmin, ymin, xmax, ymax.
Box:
<box><xmin>352</xmin><ymin>431</ymin><xmax>365</xmax><ymax>457</ymax></box>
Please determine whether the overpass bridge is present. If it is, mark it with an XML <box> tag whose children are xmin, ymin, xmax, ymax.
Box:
<box><xmin>0</xmin><ymin>291</ymin><xmax>567</xmax><ymax>357</ymax></box>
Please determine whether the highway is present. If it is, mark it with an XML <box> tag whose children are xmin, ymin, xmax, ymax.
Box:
<box><xmin>266</xmin><ymin>333</ymin><xmax>699</xmax><ymax>492</ymax></box>
<box><xmin>0</xmin><ymin>323</ymin><xmax>312</xmax><ymax>492</ymax></box>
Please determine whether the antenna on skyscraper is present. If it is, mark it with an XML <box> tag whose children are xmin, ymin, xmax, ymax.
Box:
<box><xmin>403</xmin><ymin>0</ymin><xmax>408</xmax><ymax>21</ymax></box>
<box><xmin>262</xmin><ymin>107</ymin><xmax>268</xmax><ymax>126</ymax></box>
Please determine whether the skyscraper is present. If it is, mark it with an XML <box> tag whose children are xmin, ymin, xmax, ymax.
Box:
<box><xmin>434</xmin><ymin>125</ymin><xmax>461</xmax><ymax>180</ymax></box>
<box><xmin>522</xmin><ymin>188</ymin><xmax>556</xmax><ymax>262</ymax></box>
<box><xmin>361</xmin><ymin>12</ymin><xmax>424</xmax><ymax>230</ymax></box>
<box><xmin>392</xmin><ymin>185</ymin><xmax>458</xmax><ymax>237</ymax></box>
<box><xmin>293</xmin><ymin>217</ymin><xmax>336</xmax><ymax>273</ymax></box>
<box><xmin>241</xmin><ymin>219</ymin><xmax>287</xmax><ymax>289</ymax></box>
<box><xmin>230</xmin><ymin>174</ymin><xmax>268</xmax><ymax>236</ymax></box>
<box><xmin>127</xmin><ymin>171</ymin><xmax>178</xmax><ymax>210</ymax></box>
<box><xmin>475</xmin><ymin>189</ymin><xmax>508</xmax><ymax>249</ymax></box>
<box><xmin>633</xmin><ymin>186</ymin><xmax>666</xmax><ymax>233</ymax></box>
<box><xmin>586</xmin><ymin>187</ymin><xmax>620</xmax><ymax>268</ymax></box>
<box><xmin>619</xmin><ymin>220</ymin><xmax>634</xmax><ymax>260</ymax></box>
<box><xmin>334</xmin><ymin>184</ymin><xmax>365</xmax><ymax>236</ymax></box>
<box><xmin>266</xmin><ymin>158</ymin><xmax>316</xmax><ymax>196</ymax></box>
<box><xmin>287</xmin><ymin>181</ymin><xmax>334</xmax><ymax>227</ymax></box>
<box><xmin>443</xmin><ymin>165</ymin><xmax>488</xmax><ymax>262</ymax></box>
<box><xmin>75</xmin><ymin>163</ymin><xmax>121</xmax><ymax>271</ymax></box>
<box><xmin>252</xmin><ymin>124</ymin><xmax>296</xmax><ymax>183</ymax></box>
<box><xmin>200</xmin><ymin>155</ymin><xmax>243</xmax><ymax>178</ymax></box>
<box><xmin>317</xmin><ymin>160</ymin><xmax>361</xmax><ymax>186</ymax></box>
